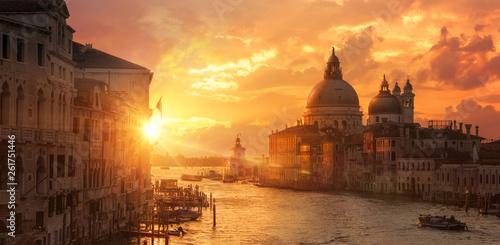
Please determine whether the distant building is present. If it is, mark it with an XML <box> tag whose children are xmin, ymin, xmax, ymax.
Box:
<box><xmin>226</xmin><ymin>135</ymin><xmax>265</xmax><ymax>181</ymax></box>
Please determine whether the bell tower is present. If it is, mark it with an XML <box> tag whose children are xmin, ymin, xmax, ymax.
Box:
<box><xmin>401</xmin><ymin>77</ymin><xmax>415</xmax><ymax>123</ymax></box>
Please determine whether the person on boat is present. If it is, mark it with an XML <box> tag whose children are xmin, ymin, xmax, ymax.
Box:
<box><xmin>450</xmin><ymin>215</ymin><xmax>455</xmax><ymax>222</ymax></box>
<box><xmin>177</xmin><ymin>226</ymin><xmax>186</xmax><ymax>236</ymax></box>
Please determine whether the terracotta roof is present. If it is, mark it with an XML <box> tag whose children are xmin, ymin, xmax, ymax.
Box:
<box><xmin>0</xmin><ymin>0</ymin><xmax>68</xmax><ymax>16</ymax></box>
<box><xmin>72</xmin><ymin>42</ymin><xmax>148</xmax><ymax>70</ymax></box>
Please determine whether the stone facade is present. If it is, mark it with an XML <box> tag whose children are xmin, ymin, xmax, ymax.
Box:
<box><xmin>0</xmin><ymin>1</ymin><xmax>153</xmax><ymax>244</ymax></box>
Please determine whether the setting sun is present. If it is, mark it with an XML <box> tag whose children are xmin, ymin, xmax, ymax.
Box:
<box><xmin>145</xmin><ymin>123</ymin><xmax>160</xmax><ymax>138</ymax></box>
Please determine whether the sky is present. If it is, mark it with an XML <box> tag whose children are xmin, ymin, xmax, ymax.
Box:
<box><xmin>66</xmin><ymin>0</ymin><xmax>500</xmax><ymax>157</ymax></box>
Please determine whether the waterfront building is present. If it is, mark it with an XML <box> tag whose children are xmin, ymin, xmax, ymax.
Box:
<box><xmin>266</xmin><ymin>47</ymin><xmax>496</xmax><ymax>202</ymax></box>
<box><xmin>0</xmin><ymin>1</ymin><xmax>153</xmax><ymax>244</ymax></box>
<box><xmin>72</xmin><ymin>42</ymin><xmax>154</xmax><ymax>242</ymax></box>
<box><xmin>0</xmin><ymin>1</ymin><xmax>76</xmax><ymax>244</ymax></box>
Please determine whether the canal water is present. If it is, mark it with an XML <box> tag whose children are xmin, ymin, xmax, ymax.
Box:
<box><xmin>141</xmin><ymin>167</ymin><xmax>500</xmax><ymax>245</ymax></box>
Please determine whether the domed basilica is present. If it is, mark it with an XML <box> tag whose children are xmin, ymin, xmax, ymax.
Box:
<box><xmin>303</xmin><ymin>47</ymin><xmax>415</xmax><ymax>130</ymax></box>
<box><xmin>303</xmin><ymin>47</ymin><xmax>363</xmax><ymax>133</ymax></box>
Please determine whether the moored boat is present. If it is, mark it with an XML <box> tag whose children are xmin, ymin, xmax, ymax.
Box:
<box><xmin>417</xmin><ymin>215</ymin><xmax>467</xmax><ymax>230</ymax></box>
<box><xmin>168</xmin><ymin>209</ymin><xmax>202</xmax><ymax>220</ymax></box>
<box><xmin>222</xmin><ymin>174</ymin><xmax>237</xmax><ymax>183</ymax></box>
<box><xmin>180</xmin><ymin>174</ymin><xmax>202</xmax><ymax>181</ymax></box>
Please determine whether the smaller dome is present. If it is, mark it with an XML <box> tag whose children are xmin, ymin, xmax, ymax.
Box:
<box><xmin>369</xmin><ymin>75</ymin><xmax>401</xmax><ymax>115</ymax></box>
<box><xmin>368</xmin><ymin>94</ymin><xmax>402</xmax><ymax>115</ymax></box>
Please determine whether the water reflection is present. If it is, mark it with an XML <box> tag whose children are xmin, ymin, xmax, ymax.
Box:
<box><xmin>139</xmin><ymin>167</ymin><xmax>500</xmax><ymax>244</ymax></box>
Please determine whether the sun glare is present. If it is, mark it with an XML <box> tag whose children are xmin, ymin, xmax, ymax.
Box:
<box><xmin>145</xmin><ymin>123</ymin><xmax>159</xmax><ymax>138</ymax></box>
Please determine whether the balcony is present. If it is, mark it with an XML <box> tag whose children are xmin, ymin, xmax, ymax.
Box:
<box><xmin>53</xmin><ymin>177</ymin><xmax>80</xmax><ymax>191</ymax></box>
<box><xmin>38</xmin><ymin>130</ymin><xmax>55</xmax><ymax>143</ymax></box>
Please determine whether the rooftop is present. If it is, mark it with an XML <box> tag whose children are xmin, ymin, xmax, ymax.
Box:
<box><xmin>73</xmin><ymin>42</ymin><xmax>148</xmax><ymax>70</ymax></box>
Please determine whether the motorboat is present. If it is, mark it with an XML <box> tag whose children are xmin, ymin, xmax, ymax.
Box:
<box><xmin>417</xmin><ymin>215</ymin><xmax>467</xmax><ymax>230</ymax></box>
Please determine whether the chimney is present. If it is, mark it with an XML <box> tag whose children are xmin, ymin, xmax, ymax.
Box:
<box><xmin>459</xmin><ymin>122</ymin><xmax>463</xmax><ymax>133</ymax></box>
<box><xmin>453</xmin><ymin>120</ymin><xmax>457</xmax><ymax>130</ymax></box>
<box><xmin>465</xmin><ymin>124</ymin><xmax>472</xmax><ymax>139</ymax></box>
<box><xmin>475</xmin><ymin>125</ymin><xmax>479</xmax><ymax>136</ymax></box>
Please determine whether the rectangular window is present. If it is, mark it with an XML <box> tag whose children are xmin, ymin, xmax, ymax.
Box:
<box><xmin>68</xmin><ymin>39</ymin><xmax>72</xmax><ymax>54</ymax></box>
<box><xmin>49</xmin><ymin>197</ymin><xmax>54</xmax><ymax>217</ymax></box>
<box><xmin>103</xmin><ymin>122</ymin><xmax>109</xmax><ymax>141</ymax></box>
<box><xmin>16</xmin><ymin>38</ymin><xmax>25</xmax><ymax>62</ymax></box>
<box><xmin>73</xmin><ymin>117</ymin><xmax>79</xmax><ymax>134</ymax></box>
<box><xmin>58</xmin><ymin>66</ymin><xmax>62</xmax><ymax>79</ymax></box>
<box><xmin>36</xmin><ymin>211</ymin><xmax>44</xmax><ymax>228</ymax></box>
<box><xmin>84</xmin><ymin>119</ymin><xmax>90</xmax><ymax>141</ymax></box>
<box><xmin>15</xmin><ymin>213</ymin><xmax>22</xmax><ymax>233</ymax></box>
<box><xmin>70</xmin><ymin>71</ymin><xmax>73</xmax><ymax>83</ymax></box>
<box><xmin>51</xmin><ymin>62</ymin><xmax>55</xmax><ymax>76</ymax></box>
<box><xmin>49</xmin><ymin>26</ymin><xmax>53</xmax><ymax>42</ymax></box>
<box><xmin>68</xmin><ymin>156</ymin><xmax>75</xmax><ymax>177</ymax></box>
<box><xmin>49</xmin><ymin>155</ymin><xmax>54</xmax><ymax>178</ymax></box>
<box><xmin>57</xmin><ymin>155</ymin><xmax>65</xmax><ymax>178</ymax></box>
<box><xmin>56</xmin><ymin>195</ymin><xmax>63</xmax><ymax>214</ymax></box>
<box><xmin>37</xmin><ymin>43</ymin><xmax>45</xmax><ymax>66</ymax></box>
<box><xmin>2</xmin><ymin>34</ymin><xmax>10</xmax><ymax>59</ymax></box>
<box><xmin>63</xmin><ymin>67</ymin><xmax>66</xmax><ymax>80</ymax></box>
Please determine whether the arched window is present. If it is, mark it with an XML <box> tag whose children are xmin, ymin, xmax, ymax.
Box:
<box><xmin>1</xmin><ymin>82</ymin><xmax>11</xmax><ymax>125</ymax></box>
<box><xmin>15</xmin><ymin>86</ymin><xmax>24</xmax><ymax>126</ymax></box>
<box><xmin>334</xmin><ymin>120</ymin><xmax>338</xmax><ymax>129</ymax></box>
<box><xmin>391</xmin><ymin>151</ymin><xmax>396</xmax><ymax>161</ymax></box>
<box><xmin>341</xmin><ymin>120</ymin><xmax>347</xmax><ymax>130</ymax></box>
<box><xmin>37</xmin><ymin>89</ymin><xmax>46</xmax><ymax>129</ymax></box>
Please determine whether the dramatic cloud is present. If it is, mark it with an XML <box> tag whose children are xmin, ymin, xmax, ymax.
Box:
<box><xmin>66</xmin><ymin>0</ymin><xmax>500</xmax><ymax>156</ymax></box>
<box><xmin>444</xmin><ymin>99</ymin><xmax>500</xmax><ymax>140</ymax></box>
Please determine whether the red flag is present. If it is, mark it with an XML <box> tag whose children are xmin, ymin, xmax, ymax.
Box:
<box><xmin>155</xmin><ymin>97</ymin><xmax>162</xmax><ymax>117</ymax></box>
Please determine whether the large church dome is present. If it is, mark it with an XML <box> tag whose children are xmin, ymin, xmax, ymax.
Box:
<box><xmin>306</xmin><ymin>48</ymin><xmax>359</xmax><ymax>108</ymax></box>
<box><xmin>307</xmin><ymin>79</ymin><xmax>359</xmax><ymax>107</ymax></box>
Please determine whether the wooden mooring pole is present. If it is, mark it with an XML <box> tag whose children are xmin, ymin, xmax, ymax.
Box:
<box><xmin>213</xmin><ymin>203</ymin><xmax>216</xmax><ymax>228</ymax></box>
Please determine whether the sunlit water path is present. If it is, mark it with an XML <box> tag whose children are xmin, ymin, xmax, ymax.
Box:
<box><xmin>138</xmin><ymin>167</ymin><xmax>500</xmax><ymax>245</ymax></box>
